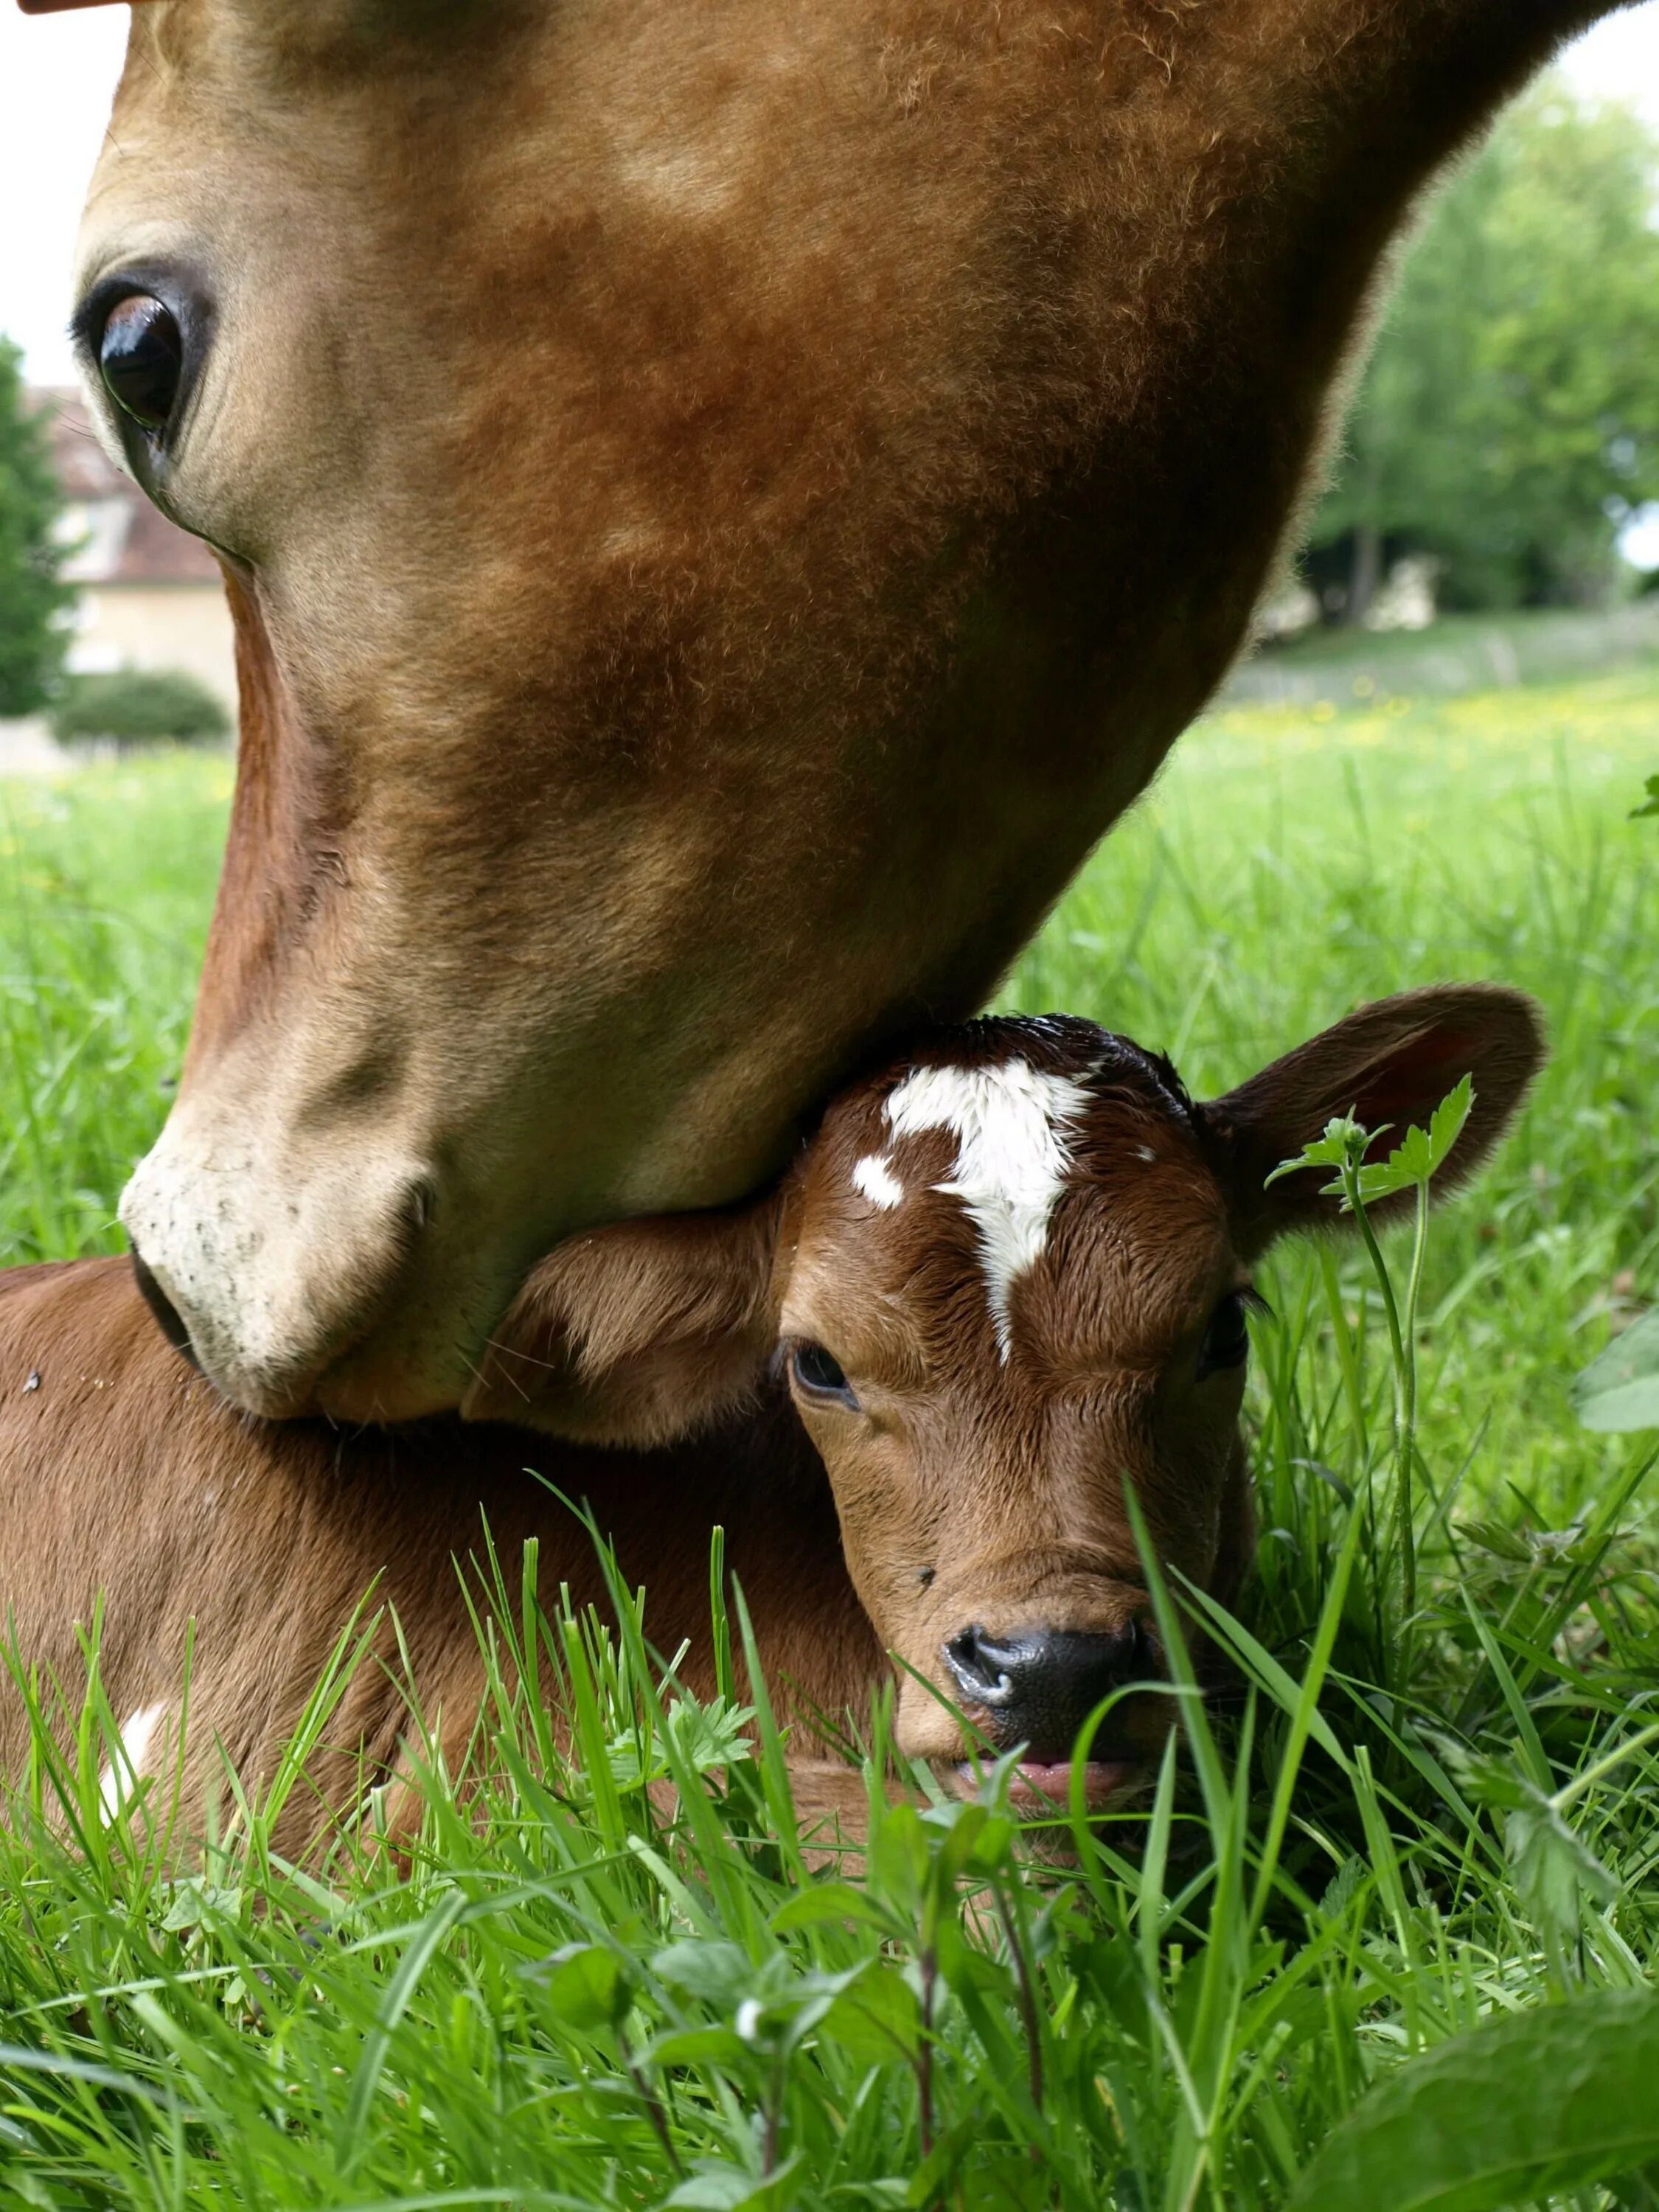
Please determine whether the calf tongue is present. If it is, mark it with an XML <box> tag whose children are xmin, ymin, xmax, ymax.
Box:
<box><xmin>1011</xmin><ymin>1759</ymin><xmax>1133</xmax><ymax>1812</ymax></box>
<box><xmin>954</xmin><ymin>1758</ymin><xmax>1135</xmax><ymax>1812</ymax></box>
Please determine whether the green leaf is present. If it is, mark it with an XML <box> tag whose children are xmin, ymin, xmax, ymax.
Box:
<box><xmin>1350</xmin><ymin>1075</ymin><xmax>1475</xmax><ymax>1205</ymax></box>
<box><xmin>535</xmin><ymin>1941</ymin><xmax>627</xmax><ymax>2031</ymax></box>
<box><xmin>605</xmin><ymin>1693</ymin><xmax>753</xmax><ymax>1790</ymax></box>
<box><xmin>650</xmin><ymin>1940</ymin><xmax>757</xmax><ymax>2008</ymax></box>
<box><xmin>665</xmin><ymin>2156</ymin><xmax>804</xmax><ymax>2210</ymax></box>
<box><xmin>159</xmin><ymin>1876</ymin><xmax>244</xmax><ymax>1935</ymax></box>
<box><xmin>1573</xmin><ymin>1307</ymin><xmax>1659</xmax><ymax>1432</ymax></box>
<box><xmin>1266</xmin><ymin>1081</ymin><xmax>1475</xmax><ymax>1211</ymax></box>
<box><xmin>1422</xmin><ymin>1073</ymin><xmax>1474</xmax><ymax>1175</ymax></box>
<box><xmin>1632</xmin><ymin>773</ymin><xmax>1659</xmax><ymax>820</ymax></box>
<box><xmin>821</xmin><ymin>1961</ymin><xmax>923</xmax><ymax>2065</ymax></box>
<box><xmin>1287</xmin><ymin>1993</ymin><xmax>1659</xmax><ymax>2212</ymax></box>
<box><xmin>769</xmin><ymin>1880</ymin><xmax>895</xmax><ymax>1935</ymax></box>
<box><xmin>869</xmin><ymin>1803</ymin><xmax>930</xmax><ymax>1909</ymax></box>
<box><xmin>1265</xmin><ymin>1114</ymin><xmax>1374</xmax><ymax>1187</ymax></box>
<box><xmin>1441</xmin><ymin>1746</ymin><xmax>1618</xmax><ymax>1952</ymax></box>
<box><xmin>1457</xmin><ymin>1517</ymin><xmax>1534</xmax><ymax>1562</ymax></box>
<box><xmin>641</xmin><ymin>2025</ymin><xmax>751</xmax><ymax>2071</ymax></box>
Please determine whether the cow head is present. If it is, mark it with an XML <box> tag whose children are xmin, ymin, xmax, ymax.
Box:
<box><xmin>465</xmin><ymin>987</ymin><xmax>1543</xmax><ymax>1803</ymax></box>
<box><xmin>50</xmin><ymin>0</ymin><xmax>1590</xmax><ymax>1423</ymax></box>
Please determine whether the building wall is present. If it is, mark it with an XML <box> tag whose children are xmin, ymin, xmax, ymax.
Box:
<box><xmin>67</xmin><ymin>582</ymin><xmax>238</xmax><ymax>712</ymax></box>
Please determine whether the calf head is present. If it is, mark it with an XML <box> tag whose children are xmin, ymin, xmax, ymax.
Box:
<box><xmin>467</xmin><ymin>986</ymin><xmax>1543</xmax><ymax>1804</ymax></box>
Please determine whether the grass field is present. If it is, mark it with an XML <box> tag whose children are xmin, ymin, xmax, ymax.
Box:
<box><xmin>1222</xmin><ymin>602</ymin><xmax>1659</xmax><ymax>706</ymax></box>
<box><xmin>0</xmin><ymin>668</ymin><xmax>1655</xmax><ymax>2208</ymax></box>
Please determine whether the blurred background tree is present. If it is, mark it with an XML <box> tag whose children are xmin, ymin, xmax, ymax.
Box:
<box><xmin>1308</xmin><ymin>80</ymin><xmax>1659</xmax><ymax>624</ymax></box>
<box><xmin>0</xmin><ymin>338</ymin><xmax>69</xmax><ymax>714</ymax></box>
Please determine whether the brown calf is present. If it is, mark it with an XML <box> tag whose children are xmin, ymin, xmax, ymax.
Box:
<box><xmin>0</xmin><ymin>989</ymin><xmax>1540</xmax><ymax>1852</ymax></box>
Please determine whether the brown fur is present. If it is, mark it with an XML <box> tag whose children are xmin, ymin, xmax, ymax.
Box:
<box><xmin>0</xmin><ymin>1259</ymin><xmax>877</xmax><ymax>1853</ymax></box>
<box><xmin>0</xmin><ymin>990</ymin><xmax>1541</xmax><ymax>1853</ymax></box>
<box><xmin>58</xmin><ymin>0</ymin><xmax>1624</xmax><ymax>1421</ymax></box>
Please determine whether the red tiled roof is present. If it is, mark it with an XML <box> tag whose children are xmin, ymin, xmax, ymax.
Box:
<box><xmin>32</xmin><ymin>386</ymin><xmax>223</xmax><ymax>588</ymax></box>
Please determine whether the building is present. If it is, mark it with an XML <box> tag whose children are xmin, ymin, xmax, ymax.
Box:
<box><xmin>35</xmin><ymin>386</ymin><xmax>237</xmax><ymax>714</ymax></box>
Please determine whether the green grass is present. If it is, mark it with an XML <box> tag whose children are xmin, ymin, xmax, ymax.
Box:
<box><xmin>0</xmin><ymin>669</ymin><xmax>1657</xmax><ymax>2210</ymax></box>
<box><xmin>0</xmin><ymin>751</ymin><xmax>229</xmax><ymax>1264</ymax></box>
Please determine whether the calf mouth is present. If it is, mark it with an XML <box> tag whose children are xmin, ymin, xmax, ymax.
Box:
<box><xmin>939</xmin><ymin>1618</ymin><xmax>1158</xmax><ymax>1819</ymax></box>
<box><xmin>952</xmin><ymin>1751</ymin><xmax>1142</xmax><ymax>1817</ymax></box>
<box><xmin>950</xmin><ymin>1712</ymin><xmax>1148</xmax><ymax>1818</ymax></box>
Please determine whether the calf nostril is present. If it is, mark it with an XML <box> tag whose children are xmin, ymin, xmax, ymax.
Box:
<box><xmin>945</xmin><ymin>1627</ymin><xmax>1018</xmax><ymax>1708</ymax></box>
<box><xmin>945</xmin><ymin>1621</ymin><xmax>1158</xmax><ymax>1756</ymax></box>
<box><xmin>129</xmin><ymin>1250</ymin><xmax>201</xmax><ymax>1372</ymax></box>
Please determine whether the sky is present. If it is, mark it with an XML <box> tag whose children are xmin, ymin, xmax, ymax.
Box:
<box><xmin>1</xmin><ymin>0</ymin><xmax>1657</xmax><ymax>387</ymax></box>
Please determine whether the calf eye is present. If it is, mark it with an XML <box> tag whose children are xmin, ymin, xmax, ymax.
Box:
<box><xmin>1196</xmin><ymin>1291</ymin><xmax>1251</xmax><ymax>1380</ymax></box>
<box><xmin>790</xmin><ymin>1341</ymin><xmax>858</xmax><ymax>1409</ymax></box>
<box><xmin>99</xmin><ymin>295</ymin><xmax>184</xmax><ymax>433</ymax></box>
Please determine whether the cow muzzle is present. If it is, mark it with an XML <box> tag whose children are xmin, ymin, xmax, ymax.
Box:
<box><xmin>119</xmin><ymin>1116</ymin><xmax>446</xmax><ymax>1419</ymax></box>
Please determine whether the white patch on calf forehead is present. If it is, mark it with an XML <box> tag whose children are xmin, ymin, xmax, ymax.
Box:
<box><xmin>98</xmin><ymin>1701</ymin><xmax>167</xmax><ymax>1820</ymax></box>
<box><xmin>852</xmin><ymin>1154</ymin><xmax>905</xmax><ymax>1208</ymax></box>
<box><xmin>883</xmin><ymin>1058</ymin><xmax>1094</xmax><ymax>1358</ymax></box>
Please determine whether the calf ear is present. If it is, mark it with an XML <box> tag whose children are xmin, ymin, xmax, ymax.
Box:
<box><xmin>1202</xmin><ymin>985</ymin><xmax>1545</xmax><ymax>1258</ymax></box>
<box><xmin>459</xmin><ymin>1194</ymin><xmax>783</xmax><ymax>1444</ymax></box>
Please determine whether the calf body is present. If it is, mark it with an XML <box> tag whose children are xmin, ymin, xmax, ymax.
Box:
<box><xmin>0</xmin><ymin>1259</ymin><xmax>877</xmax><ymax>1852</ymax></box>
<box><xmin>0</xmin><ymin>990</ymin><xmax>1542</xmax><ymax>1851</ymax></box>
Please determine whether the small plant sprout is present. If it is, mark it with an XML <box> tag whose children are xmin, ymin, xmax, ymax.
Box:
<box><xmin>1267</xmin><ymin>1074</ymin><xmax>1475</xmax><ymax>1625</ymax></box>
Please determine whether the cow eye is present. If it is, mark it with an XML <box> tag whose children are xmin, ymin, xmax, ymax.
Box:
<box><xmin>99</xmin><ymin>294</ymin><xmax>184</xmax><ymax>434</ymax></box>
<box><xmin>1196</xmin><ymin>1291</ymin><xmax>1251</xmax><ymax>1380</ymax></box>
<box><xmin>790</xmin><ymin>1340</ymin><xmax>858</xmax><ymax>1408</ymax></box>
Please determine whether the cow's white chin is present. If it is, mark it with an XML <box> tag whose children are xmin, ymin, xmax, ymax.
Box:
<box><xmin>954</xmin><ymin>1759</ymin><xmax>1136</xmax><ymax>1815</ymax></box>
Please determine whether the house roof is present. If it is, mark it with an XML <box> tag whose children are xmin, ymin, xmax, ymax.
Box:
<box><xmin>32</xmin><ymin>386</ymin><xmax>223</xmax><ymax>588</ymax></box>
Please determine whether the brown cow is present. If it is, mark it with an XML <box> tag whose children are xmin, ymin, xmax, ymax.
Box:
<box><xmin>29</xmin><ymin>0</ymin><xmax>1618</xmax><ymax>1422</ymax></box>
<box><xmin>0</xmin><ymin>990</ymin><xmax>1540</xmax><ymax>1853</ymax></box>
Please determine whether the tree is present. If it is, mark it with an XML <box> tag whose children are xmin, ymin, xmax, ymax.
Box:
<box><xmin>0</xmin><ymin>340</ymin><xmax>71</xmax><ymax>715</ymax></box>
<box><xmin>1309</xmin><ymin>82</ymin><xmax>1659</xmax><ymax>619</ymax></box>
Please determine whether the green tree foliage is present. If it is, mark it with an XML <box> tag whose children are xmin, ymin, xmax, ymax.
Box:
<box><xmin>0</xmin><ymin>338</ymin><xmax>71</xmax><ymax>715</ymax></box>
<box><xmin>1311</xmin><ymin>82</ymin><xmax>1659</xmax><ymax>616</ymax></box>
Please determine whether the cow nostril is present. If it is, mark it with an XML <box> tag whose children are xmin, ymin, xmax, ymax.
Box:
<box><xmin>130</xmin><ymin>1249</ymin><xmax>201</xmax><ymax>1373</ymax></box>
<box><xmin>401</xmin><ymin>1174</ymin><xmax>438</xmax><ymax>1241</ymax></box>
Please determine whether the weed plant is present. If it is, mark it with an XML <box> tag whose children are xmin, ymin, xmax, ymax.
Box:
<box><xmin>0</xmin><ymin>677</ymin><xmax>1654</xmax><ymax>2206</ymax></box>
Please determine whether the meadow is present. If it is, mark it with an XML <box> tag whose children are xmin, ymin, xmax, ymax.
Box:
<box><xmin>0</xmin><ymin>665</ymin><xmax>1655</xmax><ymax>2209</ymax></box>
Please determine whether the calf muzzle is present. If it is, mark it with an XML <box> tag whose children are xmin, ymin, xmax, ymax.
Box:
<box><xmin>943</xmin><ymin>1621</ymin><xmax>1156</xmax><ymax>1764</ymax></box>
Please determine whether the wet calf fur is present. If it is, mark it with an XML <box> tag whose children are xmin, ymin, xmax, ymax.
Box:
<box><xmin>0</xmin><ymin>989</ymin><xmax>1542</xmax><ymax>1851</ymax></box>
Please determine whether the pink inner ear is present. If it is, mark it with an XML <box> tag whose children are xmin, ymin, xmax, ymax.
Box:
<box><xmin>1347</xmin><ymin>1029</ymin><xmax>1476</xmax><ymax>1131</ymax></box>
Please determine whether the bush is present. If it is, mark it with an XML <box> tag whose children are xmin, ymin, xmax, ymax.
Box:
<box><xmin>50</xmin><ymin>668</ymin><xmax>230</xmax><ymax>747</ymax></box>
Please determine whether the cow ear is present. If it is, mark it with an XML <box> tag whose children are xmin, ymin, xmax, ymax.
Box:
<box><xmin>1201</xmin><ymin>985</ymin><xmax>1545</xmax><ymax>1259</ymax></box>
<box><xmin>460</xmin><ymin>1194</ymin><xmax>784</xmax><ymax>1444</ymax></box>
